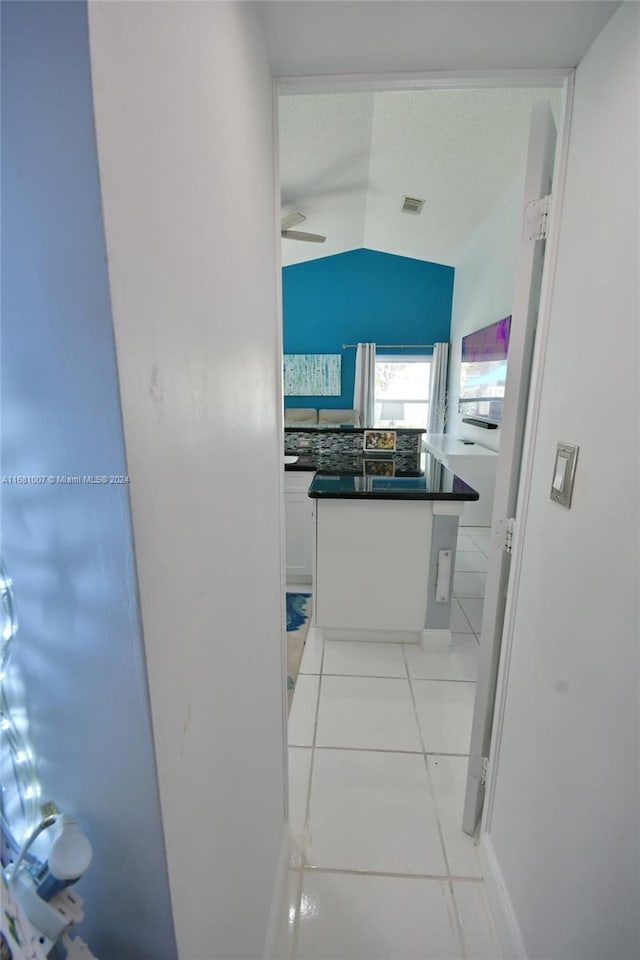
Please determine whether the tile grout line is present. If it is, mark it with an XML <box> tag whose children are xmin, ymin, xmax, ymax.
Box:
<box><xmin>454</xmin><ymin>596</ymin><xmax>481</xmax><ymax>636</ymax></box>
<box><xmin>320</xmin><ymin>671</ymin><xmax>417</xmax><ymax>680</ymax></box>
<box><xmin>302</xmin><ymin>671</ymin><xmax>477</xmax><ymax>683</ymax></box>
<box><xmin>302</xmin><ymin>865</ymin><xmax>487</xmax><ymax>882</ymax></box>
<box><xmin>310</xmin><ymin>744</ymin><xmax>476</xmax><ymax>757</ymax></box>
<box><xmin>289</xmin><ymin>600</ymin><xmax>322</xmax><ymax>959</ymax></box>
<box><xmin>289</xmin><ymin>866</ymin><xmax>304</xmax><ymax>960</ymax></box>
<box><xmin>296</xmin><ymin>636</ymin><xmax>478</xmax><ymax>934</ymax></box>
<box><xmin>455</xmin><ymin>532</ymin><xmax>493</xmax><ymax>958</ymax></box>
<box><xmin>290</xmin><ymin>571</ymin><xmax>489</xmax><ymax>959</ymax></box>
<box><xmin>403</xmin><ymin>642</ymin><xmax>469</xmax><ymax>960</ymax></box>
<box><xmin>290</xmin><ymin>618</ymin><xmax>326</xmax><ymax>959</ymax></box>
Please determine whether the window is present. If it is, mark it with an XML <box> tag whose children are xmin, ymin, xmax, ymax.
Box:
<box><xmin>374</xmin><ymin>356</ymin><xmax>431</xmax><ymax>428</ymax></box>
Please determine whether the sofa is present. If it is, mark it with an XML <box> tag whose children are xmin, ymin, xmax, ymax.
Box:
<box><xmin>284</xmin><ymin>408</ymin><xmax>360</xmax><ymax>427</ymax></box>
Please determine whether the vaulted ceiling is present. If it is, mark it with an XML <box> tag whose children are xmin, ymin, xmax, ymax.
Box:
<box><xmin>278</xmin><ymin>86</ymin><xmax>561</xmax><ymax>267</ymax></box>
<box><xmin>266</xmin><ymin>0</ymin><xmax>618</xmax><ymax>269</ymax></box>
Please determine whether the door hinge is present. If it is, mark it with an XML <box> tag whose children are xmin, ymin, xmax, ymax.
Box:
<box><xmin>480</xmin><ymin>756</ymin><xmax>489</xmax><ymax>786</ymax></box>
<box><xmin>495</xmin><ymin>517</ymin><xmax>516</xmax><ymax>554</ymax></box>
<box><xmin>523</xmin><ymin>193</ymin><xmax>551</xmax><ymax>241</ymax></box>
<box><xmin>469</xmin><ymin>754</ymin><xmax>490</xmax><ymax>786</ymax></box>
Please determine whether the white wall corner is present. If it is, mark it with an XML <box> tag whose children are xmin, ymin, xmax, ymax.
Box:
<box><xmin>88</xmin><ymin>2</ymin><xmax>286</xmax><ymax>956</ymax></box>
<box><xmin>262</xmin><ymin>824</ymin><xmax>291</xmax><ymax>960</ymax></box>
<box><xmin>478</xmin><ymin>833</ymin><xmax>529</xmax><ymax>960</ymax></box>
<box><xmin>481</xmin><ymin>7</ymin><xmax>639</xmax><ymax>958</ymax></box>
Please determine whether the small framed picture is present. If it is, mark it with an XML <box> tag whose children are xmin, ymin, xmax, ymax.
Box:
<box><xmin>364</xmin><ymin>459</ymin><xmax>395</xmax><ymax>477</ymax></box>
<box><xmin>363</xmin><ymin>429</ymin><xmax>397</xmax><ymax>453</ymax></box>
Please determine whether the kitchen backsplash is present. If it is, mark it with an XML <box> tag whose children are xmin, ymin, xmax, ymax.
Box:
<box><xmin>284</xmin><ymin>428</ymin><xmax>423</xmax><ymax>470</ymax></box>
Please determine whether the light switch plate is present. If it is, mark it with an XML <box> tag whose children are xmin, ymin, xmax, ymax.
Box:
<box><xmin>550</xmin><ymin>442</ymin><xmax>579</xmax><ymax>508</ymax></box>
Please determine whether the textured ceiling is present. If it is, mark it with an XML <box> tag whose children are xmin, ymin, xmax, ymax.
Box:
<box><xmin>279</xmin><ymin>93</ymin><xmax>373</xmax><ymax>261</ymax></box>
<box><xmin>267</xmin><ymin>0</ymin><xmax>617</xmax><ymax>268</ymax></box>
<box><xmin>279</xmin><ymin>86</ymin><xmax>561</xmax><ymax>267</ymax></box>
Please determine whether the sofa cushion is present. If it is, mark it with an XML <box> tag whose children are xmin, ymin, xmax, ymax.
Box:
<box><xmin>285</xmin><ymin>408</ymin><xmax>318</xmax><ymax>426</ymax></box>
<box><xmin>318</xmin><ymin>409</ymin><xmax>359</xmax><ymax>425</ymax></box>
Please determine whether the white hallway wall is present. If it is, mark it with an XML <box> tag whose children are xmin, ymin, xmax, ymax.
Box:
<box><xmin>89</xmin><ymin>3</ymin><xmax>286</xmax><ymax>958</ymax></box>
<box><xmin>1</xmin><ymin>3</ymin><xmax>176</xmax><ymax>954</ymax></box>
<box><xmin>447</xmin><ymin>89</ymin><xmax>561</xmax><ymax>452</ymax></box>
<box><xmin>447</xmin><ymin>174</ymin><xmax>522</xmax><ymax>452</ymax></box>
<box><xmin>486</xmin><ymin>4</ymin><xmax>639</xmax><ymax>958</ymax></box>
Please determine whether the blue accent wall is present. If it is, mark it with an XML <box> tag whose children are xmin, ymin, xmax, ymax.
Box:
<box><xmin>282</xmin><ymin>248</ymin><xmax>454</xmax><ymax>408</ymax></box>
<box><xmin>1</xmin><ymin>3</ymin><xmax>177</xmax><ymax>956</ymax></box>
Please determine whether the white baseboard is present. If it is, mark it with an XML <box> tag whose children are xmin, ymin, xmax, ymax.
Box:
<box><xmin>478</xmin><ymin>833</ymin><xmax>528</xmax><ymax>960</ymax></box>
<box><xmin>322</xmin><ymin>627</ymin><xmax>422</xmax><ymax>644</ymax></box>
<box><xmin>262</xmin><ymin>824</ymin><xmax>290</xmax><ymax>960</ymax></box>
<box><xmin>420</xmin><ymin>628</ymin><xmax>452</xmax><ymax>652</ymax></box>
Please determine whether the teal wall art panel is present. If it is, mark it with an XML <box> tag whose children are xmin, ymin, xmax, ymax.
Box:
<box><xmin>284</xmin><ymin>353</ymin><xmax>342</xmax><ymax>396</ymax></box>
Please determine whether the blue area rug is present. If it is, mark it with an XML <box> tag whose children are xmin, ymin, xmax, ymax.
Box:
<box><xmin>287</xmin><ymin>591</ymin><xmax>312</xmax><ymax>632</ymax></box>
<box><xmin>286</xmin><ymin>592</ymin><xmax>312</xmax><ymax>708</ymax></box>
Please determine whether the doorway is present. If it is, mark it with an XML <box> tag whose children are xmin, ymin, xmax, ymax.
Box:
<box><xmin>279</xmin><ymin>75</ymin><xmax>570</xmax><ymax>959</ymax></box>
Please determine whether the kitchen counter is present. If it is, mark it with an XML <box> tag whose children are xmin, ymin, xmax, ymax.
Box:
<box><xmin>309</xmin><ymin>455</ymin><xmax>478</xmax><ymax>502</ymax></box>
<box><xmin>285</xmin><ymin>452</ymin><xmax>479</xmax><ymax>503</ymax></box>
<box><xmin>283</xmin><ymin>446</ymin><xmax>480</xmax><ymax>648</ymax></box>
<box><xmin>284</xmin><ymin>426</ymin><xmax>425</xmax><ymax>434</ymax></box>
<box><xmin>290</xmin><ymin>451</ymin><xmax>479</xmax><ymax>647</ymax></box>
<box><xmin>423</xmin><ymin>433</ymin><xmax>497</xmax><ymax>525</ymax></box>
<box><xmin>283</xmin><ymin>454</ymin><xmax>317</xmax><ymax>471</ymax></box>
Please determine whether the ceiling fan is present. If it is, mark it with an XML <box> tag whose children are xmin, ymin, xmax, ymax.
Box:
<box><xmin>281</xmin><ymin>212</ymin><xmax>326</xmax><ymax>243</ymax></box>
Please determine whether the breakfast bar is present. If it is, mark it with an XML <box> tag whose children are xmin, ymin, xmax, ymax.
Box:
<box><xmin>309</xmin><ymin>455</ymin><xmax>478</xmax><ymax>649</ymax></box>
<box><xmin>283</xmin><ymin>426</ymin><xmax>479</xmax><ymax>650</ymax></box>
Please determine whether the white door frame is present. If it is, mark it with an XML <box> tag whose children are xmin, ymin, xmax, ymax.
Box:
<box><xmin>274</xmin><ymin>65</ymin><xmax>575</xmax><ymax>832</ymax></box>
<box><xmin>276</xmin><ymin>68</ymin><xmax>571</xmax><ymax>95</ymax></box>
<box><xmin>480</xmin><ymin>71</ymin><xmax>575</xmax><ymax>834</ymax></box>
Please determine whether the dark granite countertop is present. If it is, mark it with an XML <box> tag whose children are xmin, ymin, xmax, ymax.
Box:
<box><xmin>284</xmin><ymin>426</ymin><xmax>426</xmax><ymax>434</ymax></box>
<box><xmin>284</xmin><ymin>455</ymin><xmax>318</xmax><ymax>472</ymax></box>
<box><xmin>286</xmin><ymin>452</ymin><xmax>479</xmax><ymax>502</ymax></box>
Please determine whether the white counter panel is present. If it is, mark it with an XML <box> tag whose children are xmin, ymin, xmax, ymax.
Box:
<box><xmin>424</xmin><ymin>434</ymin><xmax>497</xmax><ymax>526</ymax></box>
<box><xmin>314</xmin><ymin>499</ymin><xmax>432</xmax><ymax>633</ymax></box>
<box><xmin>284</xmin><ymin>471</ymin><xmax>315</xmax><ymax>581</ymax></box>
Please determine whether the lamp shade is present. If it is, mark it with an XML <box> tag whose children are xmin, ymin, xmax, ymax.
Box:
<box><xmin>380</xmin><ymin>402</ymin><xmax>405</xmax><ymax>421</ymax></box>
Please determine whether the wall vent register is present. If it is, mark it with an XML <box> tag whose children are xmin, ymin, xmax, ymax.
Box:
<box><xmin>401</xmin><ymin>196</ymin><xmax>425</xmax><ymax>214</ymax></box>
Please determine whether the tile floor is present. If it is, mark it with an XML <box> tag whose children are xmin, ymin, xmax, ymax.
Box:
<box><xmin>285</xmin><ymin>525</ymin><xmax>503</xmax><ymax>960</ymax></box>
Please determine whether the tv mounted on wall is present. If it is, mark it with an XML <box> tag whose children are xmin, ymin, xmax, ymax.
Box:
<box><xmin>458</xmin><ymin>316</ymin><xmax>511</xmax><ymax>427</ymax></box>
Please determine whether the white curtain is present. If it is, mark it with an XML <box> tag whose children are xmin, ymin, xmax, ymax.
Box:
<box><xmin>353</xmin><ymin>342</ymin><xmax>376</xmax><ymax>427</ymax></box>
<box><xmin>427</xmin><ymin>342</ymin><xmax>449</xmax><ymax>435</ymax></box>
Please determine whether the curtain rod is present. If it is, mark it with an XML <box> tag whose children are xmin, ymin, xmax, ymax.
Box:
<box><xmin>341</xmin><ymin>343</ymin><xmax>435</xmax><ymax>349</ymax></box>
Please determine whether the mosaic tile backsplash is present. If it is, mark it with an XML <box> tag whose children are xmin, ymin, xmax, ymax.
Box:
<box><xmin>284</xmin><ymin>428</ymin><xmax>423</xmax><ymax>471</ymax></box>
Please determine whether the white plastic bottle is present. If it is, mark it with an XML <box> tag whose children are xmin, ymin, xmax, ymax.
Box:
<box><xmin>35</xmin><ymin>815</ymin><xmax>93</xmax><ymax>901</ymax></box>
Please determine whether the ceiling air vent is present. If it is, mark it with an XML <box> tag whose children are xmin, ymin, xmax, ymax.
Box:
<box><xmin>401</xmin><ymin>196</ymin><xmax>425</xmax><ymax>215</ymax></box>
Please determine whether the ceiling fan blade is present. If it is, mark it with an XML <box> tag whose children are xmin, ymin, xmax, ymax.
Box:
<box><xmin>281</xmin><ymin>229</ymin><xmax>326</xmax><ymax>243</ymax></box>
<box><xmin>280</xmin><ymin>212</ymin><xmax>306</xmax><ymax>231</ymax></box>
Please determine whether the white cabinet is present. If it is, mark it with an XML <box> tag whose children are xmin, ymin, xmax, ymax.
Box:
<box><xmin>313</xmin><ymin>496</ymin><xmax>465</xmax><ymax>646</ymax></box>
<box><xmin>424</xmin><ymin>434</ymin><xmax>498</xmax><ymax>526</ymax></box>
<box><xmin>315</xmin><ymin>498</ymin><xmax>432</xmax><ymax>634</ymax></box>
<box><xmin>284</xmin><ymin>471</ymin><xmax>315</xmax><ymax>582</ymax></box>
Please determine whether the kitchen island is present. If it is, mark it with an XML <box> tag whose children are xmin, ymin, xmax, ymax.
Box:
<box><xmin>283</xmin><ymin>426</ymin><xmax>424</xmax><ymax>584</ymax></box>
<box><xmin>285</xmin><ymin>443</ymin><xmax>479</xmax><ymax>650</ymax></box>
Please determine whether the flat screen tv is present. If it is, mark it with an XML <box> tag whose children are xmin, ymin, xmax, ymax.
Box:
<box><xmin>458</xmin><ymin>316</ymin><xmax>511</xmax><ymax>426</ymax></box>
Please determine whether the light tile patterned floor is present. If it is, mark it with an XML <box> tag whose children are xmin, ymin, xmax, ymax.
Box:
<box><xmin>285</xmin><ymin>526</ymin><xmax>503</xmax><ymax>960</ymax></box>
